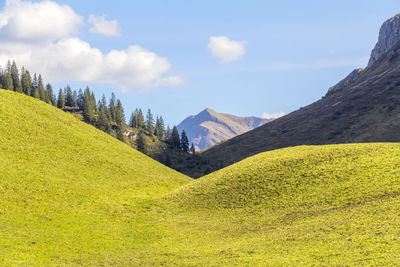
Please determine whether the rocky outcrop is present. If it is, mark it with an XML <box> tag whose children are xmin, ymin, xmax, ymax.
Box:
<box><xmin>328</xmin><ymin>68</ymin><xmax>364</xmax><ymax>94</ymax></box>
<box><xmin>368</xmin><ymin>14</ymin><xmax>400</xmax><ymax>67</ymax></box>
<box><xmin>328</xmin><ymin>13</ymin><xmax>400</xmax><ymax>95</ymax></box>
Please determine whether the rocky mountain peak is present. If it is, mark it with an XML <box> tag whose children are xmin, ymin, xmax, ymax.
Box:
<box><xmin>328</xmin><ymin>13</ymin><xmax>400</xmax><ymax>94</ymax></box>
<box><xmin>368</xmin><ymin>14</ymin><xmax>400</xmax><ymax>67</ymax></box>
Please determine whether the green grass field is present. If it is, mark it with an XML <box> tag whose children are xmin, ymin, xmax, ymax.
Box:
<box><xmin>2</xmin><ymin>90</ymin><xmax>400</xmax><ymax>265</ymax></box>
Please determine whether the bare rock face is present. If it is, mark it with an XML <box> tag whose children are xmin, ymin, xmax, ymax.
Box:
<box><xmin>328</xmin><ymin>68</ymin><xmax>365</xmax><ymax>94</ymax></box>
<box><xmin>368</xmin><ymin>14</ymin><xmax>400</xmax><ymax>67</ymax></box>
<box><xmin>328</xmin><ymin>14</ymin><xmax>400</xmax><ymax>95</ymax></box>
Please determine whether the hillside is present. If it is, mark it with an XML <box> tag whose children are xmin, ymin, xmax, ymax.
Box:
<box><xmin>2</xmin><ymin>93</ymin><xmax>400</xmax><ymax>265</ymax></box>
<box><xmin>177</xmin><ymin>108</ymin><xmax>271</xmax><ymax>151</ymax></box>
<box><xmin>197</xmin><ymin>14</ymin><xmax>400</xmax><ymax>175</ymax></box>
<box><xmin>157</xmin><ymin>143</ymin><xmax>400</xmax><ymax>265</ymax></box>
<box><xmin>0</xmin><ymin>90</ymin><xmax>190</xmax><ymax>265</ymax></box>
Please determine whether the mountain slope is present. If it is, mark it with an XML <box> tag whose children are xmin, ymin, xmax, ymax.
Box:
<box><xmin>177</xmin><ymin>108</ymin><xmax>270</xmax><ymax>151</ymax></box>
<box><xmin>0</xmin><ymin>90</ymin><xmax>190</xmax><ymax>265</ymax></box>
<box><xmin>199</xmin><ymin>14</ymin><xmax>400</xmax><ymax>174</ymax></box>
<box><xmin>158</xmin><ymin>143</ymin><xmax>400</xmax><ymax>265</ymax></box>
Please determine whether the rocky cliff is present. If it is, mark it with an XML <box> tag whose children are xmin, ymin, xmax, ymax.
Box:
<box><xmin>329</xmin><ymin>13</ymin><xmax>400</xmax><ymax>94</ymax></box>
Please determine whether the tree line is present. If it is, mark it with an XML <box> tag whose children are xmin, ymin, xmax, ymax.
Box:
<box><xmin>0</xmin><ymin>60</ymin><xmax>195</xmax><ymax>155</ymax></box>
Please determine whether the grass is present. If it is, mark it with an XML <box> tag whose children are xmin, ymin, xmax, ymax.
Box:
<box><xmin>2</xmin><ymin>90</ymin><xmax>400</xmax><ymax>265</ymax></box>
<box><xmin>0</xmin><ymin>90</ymin><xmax>190</xmax><ymax>265</ymax></box>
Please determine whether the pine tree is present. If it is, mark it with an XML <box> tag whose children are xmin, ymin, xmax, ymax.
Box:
<box><xmin>65</xmin><ymin>85</ymin><xmax>73</xmax><ymax>107</ymax></box>
<box><xmin>129</xmin><ymin>112</ymin><xmax>135</xmax><ymax>128</ymax></box>
<box><xmin>115</xmin><ymin>99</ymin><xmax>125</xmax><ymax>127</ymax></box>
<box><xmin>83</xmin><ymin>88</ymin><xmax>95</xmax><ymax>123</ymax></box>
<box><xmin>57</xmin><ymin>88</ymin><xmax>65</xmax><ymax>109</ymax></box>
<box><xmin>32</xmin><ymin>73</ymin><xmax>39</xmax><ymax>98</ymax></box>
<box><xmin>21</xmin><ymin>71</ymin><xmax>32</xmax><ymax>96</ymax></box>
<box><xmin>77</xmin><ymin>89</ymin><xmax>84</xmax><ymax>110</ymax></box>
<box><xmin>136</xmin><ymin>109</ymin><xmax>145</xmax><ymax>128</ymax></box>
<box><xmin>37</xmin><ymin>75</ymin><xmax>46</xmax><ymax>102</ymax></box>
<box><xmin>181</xmin><ymin>130</ymin><xmax>189</xmax><ymax>152</ymax></box>
<box><xmin>10</xmin><ymin>61</ymin><xmax>22</xmax><ymax>92</ymax></box>
<box><xmin>97</xmin><ymin>105</ymin><xmax>112</xmax><ymax>133</ymax></box>
<box><xmin>171</xmin><ymin>126</ymin><xmax>180</xmax><ymax>149</ymax></box>
<box><xmin>2</xmin><ymin>73</ymin><xmax>13</xmax><ymax>91</ymax></box>
<box><xmin>72</xmin><ymin>90</ymin><xmax>78</xmax><ymax>108</ymax></box>
<box><xmin>109</xmin><ymin>92</ymin><xmax>116</xmax><ymax>123</ymax></box>
<box><xmin>46</xmin><ymin>84</ymin><xmax>55</xmax><ymax>105</ymax></box>
<box><xmin>146</xmin><ymin>109</ymin><xmax>154</xmax><ymax>133</ymax></box>
<box><xmin>154</xmin><ymin>116</ymin><xmax>165</xmax><ymax>138</ymax></box>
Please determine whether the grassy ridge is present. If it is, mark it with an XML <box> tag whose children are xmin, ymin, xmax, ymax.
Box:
<box><xmin>0</xmin><ymin>90</ymin><xmax>190</xmax><ymax>265</ymax></box>
<box><xmin>2</xmin><ymin>90</ymin><xmax>400</xmax><ymax>265</ymax></box>
<box><xmin>155</xmin><ymin>144</ymin><xmax>400</xmax><ymax>265</ymax></box>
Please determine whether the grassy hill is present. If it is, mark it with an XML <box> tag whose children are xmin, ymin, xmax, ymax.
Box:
<box><xmin>0</xmin><ymin>90</ymin><xmax>190</xmax><ymax>265</ymax></box>
<box><xmin>157</xmin><ymin>143</ymin><xmax>400</xmax><ymax>265</ymax></box>
<box><xmin>2</xmin><ymin>90</ymin><xmax>400</xmax><ymax>265</ymax></box>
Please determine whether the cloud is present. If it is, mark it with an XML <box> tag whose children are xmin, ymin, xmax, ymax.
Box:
<box><xmin>208</xmin><ymin>36</ymin><xmax>246</xmax><ymax>63</ymax></box>
<box><xmin>0</xmin><ymin>0</ymin><xmax>83</xmax><ymax>42</ymax></box>
<box><xmin>261</xmin><ymin>112</ymin><xmax>285</xmax><ymax>120</ymax></box>
<box><xmin>0</xmin><ymin>38</ymin><xmax>184</xmax><ymax>89</ymax></box>
<box><xmin>0</xmin><ymin>0</ymin><xmax>183</xmax><ymax>91</ymax></box>
<box><xmin>89</xmin><ymin>14</ymin><xmax>120</xmax><ymax>37</ymax></box>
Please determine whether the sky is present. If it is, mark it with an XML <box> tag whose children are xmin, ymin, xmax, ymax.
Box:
<box><xmin>0</xmin><ymin>0</ymin><xmax>399</xmax><ymax>126</ymax></box>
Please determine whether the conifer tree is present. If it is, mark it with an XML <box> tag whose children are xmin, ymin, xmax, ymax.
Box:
<box><xmin>21</xmin><ymin>71</ymin><xmax>32</xmax><ymax>96</ymax></box>
<box><xmin>37</xmin><ymin>75</ymin><xmax>46</xmax><ymax>102</ymax></box>
<box><xmin>165</xmin><ymin>125</ymin><xmax>172</xmax><ymax>141</ymax></box>
<box><xmin>146</xmin><ymin>109</ymin><xmax>154</xmax><ymax>133</ymax></box>
<box><xmin>32</xmin><ymin>73</ymin><xmax>39</xmax><ymax>98</ymax></box>
<box><xmin>109</xmin><ymin>92</ymin><xmax>116</xmax><ymax>123</ymax></box>
<box><xmin>181</xmin><ymin>130</ymin><xmax>189</xmax><ymax>152</ymax></box>
<box><xmin>2</xmin><ymin>73</ymin><xmax>13</xmax><ymax>91</ymax></box>
<box><xmin>115</xmin><ymin>99</ymin><xmax>125</xmax><ymax>127</ymax></box>
<box><xmin>171</xmin><ymin>126</ymin><xmax>180</xmax><ymax>149</ymax></box>
<box><xmin>136</xmin><ymin>109</ymin><xmax>145</xmax><ymax>128</ymax></box>
<box><xmin>154</xmin><ymin>116</ymin><xmax>165</xmax><ymax>138</ymax></box>
<box><xmin>129</xmin><ymin>112</ymin><xmax>135</xmax><ymax>128</ymax></box>
<box><xmin>65</xmin><ymin>85</ymin><xmax>73</xmax><ymax>107</ymax></box>
<box><xmin>46</xmin><ymin>84</ymin><xmax>55</xmax><ymax>105</ymax></box>
<box><xmin>97</xmin><ymin>105</ymin><xmax>111</xmax><ymax>133</ymax></box>
<box><xmin>83</xmin><ymin>88</ymin><xmax>95</xmax><ymax>123</ymax></box>
<box><xmin>57</xmin><ymin>88</ymin><xmax>65</xmax><ymax>109</ymax></box>
<box><xmin>72</xmin><ymin>90</ymin><xmax>78</xmax><ymax>108</ymax></box>
<box><xmin>77</xmin><ymin>89</ymin><xmax>84</xmax><ymax>110</ymax></box>
<box><xmin>10</xmin><ymin>61</ymin><xmax>22</xmax><ymax>93</ymax></box>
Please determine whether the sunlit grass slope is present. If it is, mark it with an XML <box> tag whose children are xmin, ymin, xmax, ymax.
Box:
<box><xmin>156</xmin><ymin>143</ymin><xmax>400</xmax><ymax>265</ymax></box>
<box><xmin>0</xmin><ymin>90</ymin><xmax>190</xmax><ymax>265</ymax></box>
<box><xmin>2</xmin><ymin>90</ymin><xmax>400</xmax><ymax>266</ymax></box>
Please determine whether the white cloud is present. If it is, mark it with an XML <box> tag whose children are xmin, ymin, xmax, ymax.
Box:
<box><xmin>0</xmin><ymin>0</ymin><xmax>83</xmax><ymax>42</ymax></box>
<box><xmin>89</xmin><ymin>14</ymin><xmax>120</xmax><ymax>37</ymax></box>
<box><xmin>208</xmin><ymin>36</ymin><xmax>246</xmax><ymax>63</ymax></box>
<box><xmin>261</xmin><ymin>112</ymin><xmax>286</xmax><ymax>120</ymax></box>
<box><xmin>0</xmin><ymin>0</ymin><xmax>183</xmax><ymax>91</ymax></box>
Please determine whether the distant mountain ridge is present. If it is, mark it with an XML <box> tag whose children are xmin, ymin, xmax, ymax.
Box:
<box><xmin>177</xmin><ymin>108</ymin><xmax>271</xmax><ymax>151</ymax></box>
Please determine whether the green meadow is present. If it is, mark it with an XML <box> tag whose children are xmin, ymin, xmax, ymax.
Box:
<box><xmin>2</xmin><ymin>90</ymin><xmax>400</xmax><ymax>265</ymax></box>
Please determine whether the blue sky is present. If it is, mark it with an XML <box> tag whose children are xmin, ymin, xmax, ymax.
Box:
<box><xmin>0</xmin><ymin>0</ymin><xmax>399</xmax><ymax>126</ymax></box>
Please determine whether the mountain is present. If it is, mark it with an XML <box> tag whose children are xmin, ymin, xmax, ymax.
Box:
<box><xmin>177</xmin><ymin>108</ymin><xmax>271</xmax><ymax>151</ymax></box>
<box><xmin>0</xmin><ymin>90</ymin><xmax>190</xmax><ymax>265</ymax></box>
<box><xmin>163</xmin><ymin>143</ymin><xmax>400</xmax><ymax>265</ymax></box>
<box><xmin>196</xmin><ymin>13</ymin><xmax>400</xmax><ymax>174</ymax></box>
